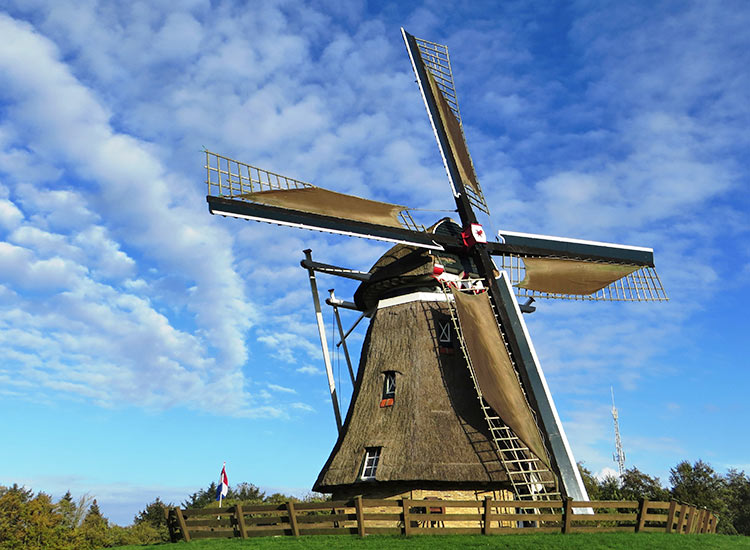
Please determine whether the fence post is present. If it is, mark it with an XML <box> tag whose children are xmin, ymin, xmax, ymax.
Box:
<box><xmin>174</xmin><ymin>507</ymin><xmax>191</xmax><ymax>543</ymax></box>
<box><xmin>695</xmin><ymin>507</ymin><xmax>704</xmax><ymax>534</ymax></box>
<box><xmin>562</xmin><ymin>497</ymin><xmax>573</xmax><ymax>534</ymax></box>
<box><xmin>686</xmin><ymin>505</ymin><xmax>697</xmax><ymax>534</ymax></box>
<box><xmin>483</xmin><ymin>497</ymin><xmax>493</xmax><ymax>535</ymax></box>
<box><xmin>165</xmin><ymin>508</ymin><xmax>176</xmax><ymax>542</ymax></box>
<box><xmin>635</xmin><ymin>498</ymin><xmax>649</xmax><ymax>533</ymax></box>
<box><xmin>287</xmin><ymin>501</ymin><xmax>300</xmax><ymax>537</ymax></box>
<box><xmin>697</xmin><ymin>508</ymin><xmax>705</xmax><ymax>534</ymax></box>
<box><xmin>665</xmin><ymin>500</ymin><xmax>677</xmax><ymax>533</ymax></box>
<box><xmin>696</xmin><ymin>508</ymin><xmax>705</xmax><ymax>533</ymax></box>
<box><xmin>711</xmin><ymin>513</ymin><xmax>719</xmax><ymax>533</ymax></box>
<box><xmin>702</xmin><ymin>509</ymin><xmax>711</xmax><ymax>533</ymax></box>
<box><xmin>402</xmin><ymin>499</ymin><xmax>412</xmax><ymax>536</ymax></box>
<box><xmin>677</xmin><ymin>502</ymin><xmax>688</xmax><ymax>535</ymax></box>
<box><xmin>235</xmin><ymin>504</ymin><xmax>247</xmax><ymax>538</ymax></box>
<box><xmin>355</xmin><ymin>495</ymin><xmax>366</xmax><ymax>538</ymax></box>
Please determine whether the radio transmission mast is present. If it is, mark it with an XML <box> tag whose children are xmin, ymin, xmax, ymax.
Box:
<box><xmin>611</xmin><ymin>387</ymin><xmax>626</xmax><ymax>477</ymax></box>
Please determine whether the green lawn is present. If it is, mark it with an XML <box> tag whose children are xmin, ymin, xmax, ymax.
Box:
<box><xmin>113</xmin><ymin>533</ymin><xmax>750</xmax><ymax>550</ymax></box>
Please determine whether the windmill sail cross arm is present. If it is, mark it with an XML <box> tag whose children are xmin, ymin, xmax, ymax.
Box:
<box><xmin>490</xmin><ymin>272</ymin><xmax>590</xmax><ymax>501</ymax></box>
<box><xmin>204</xmin><ymin>150</ymin><xmax>464</xmax><ymax>251</ymax></box>
<box><xmin>490</xmin><ymin>229</ymin><xmax>655</xmax><ymax>266</ymax></box>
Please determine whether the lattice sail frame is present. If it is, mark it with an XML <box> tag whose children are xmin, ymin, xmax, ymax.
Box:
<box><xmin>411</xmin><ymin>35</ymin><xmax>490</xmax><ymax>215</ymax></box>
<box><xmin>495</xmin><ymin>254</ymin><xmax>668</xmax><ymax>302</ymax></box>
<box><xmin>204</xmin><ymin>150</ymin><xmax>424</xmax><ymax>232</ymax></box>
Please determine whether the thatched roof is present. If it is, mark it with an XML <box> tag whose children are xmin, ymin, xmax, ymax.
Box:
<box><xmin>314</xmin><ymin>299</ymin><xmax>510</xmax><ymax>492</ymax></box>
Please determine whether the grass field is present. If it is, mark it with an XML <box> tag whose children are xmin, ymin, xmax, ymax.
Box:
<box><xmin>113</xmin><ymin>533</ymin><xmax>750</xmax><ymax>550</ymax></box>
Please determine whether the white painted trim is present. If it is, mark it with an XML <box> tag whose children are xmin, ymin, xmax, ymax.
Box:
<box><xmin>210</xmin><ymin>209</ymin><xmax>445</xmax><ymax>251</ymax></box>
<box><xmin>377</xmin><ymin>291</ymin><xmax>449</xmax><ymax>309</ymax></box>
<box><xmin>496</xmin><ymin>229</ymin><xmax>652</xmax><ymax>253</ymax></box>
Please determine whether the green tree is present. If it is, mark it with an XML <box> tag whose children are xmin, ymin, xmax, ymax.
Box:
<box><xmin>80</xmin><ymin>499</ymin><xmax>110</xmax><ymax>549</ymax></box>
<box><xmin>670</xmin><ymin>460</ymin><xmax>725</xmax><ymax>509</ymax></box>
<box><xmin>55</xmin><ymin>490</ymin><xmax>92</xmax><ymax>530</ymax></box>
<box><xmin>0</xmin><ymin>486</ymin><xmax>82</xmax><ymax>550</ymax></box>
<box><xmin>620</xmin><ymin>466</ymin><xmax>670</xmax><ymax>501</ymax></box>
<box><xmin>230</xmin><ymin>482</ymin><xmax>265</xmax><ymax>503</ymax></box>
<box><xmin>22</xmin><ymin>492</ymin><xmax>62</xmax><ymax>550</ymax></box>
<box><xmin>577</xmin><ymin>463</ymin><xmax>601</xmax><ymax>500</ymax></box>
<box><xmin>133</xmin><ymin>497</ymin><xmax>170</xmax><ymax>543</ymax></box>
<box><xmin>0</xmin><ymin>485</ymin><xmax>35</xmax><ymax>549</ymax></box>
<box><xmin>725</xmin><ymin>469</ymin><xmax>750</xmax><ymax>536</ymax></box>
<box><xmin>670</xmin><ymin>460</ymin><xmax>733</xmax><ymax>534</ymax></box>
<box><xmin>182</xmin><ymin>482</ymin><xmax>218</xmax><ymax>509</ymax></box>
<box><xmin>598</xmin><ymin>475</ymin><xmax>623</xmax><ymax>501</ymax></box>
<box><xmin>264</xmin><ymin>492</ymin><xmax>298</xmax><ymax>505</ymax></box>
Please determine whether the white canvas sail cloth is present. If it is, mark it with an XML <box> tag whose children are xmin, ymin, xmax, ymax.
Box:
<box><xmin>239</xmin><ymin>188</ymin><xmax>406</xmax><ymax>228</ymax></box>
<box><xmin>518</xmin><ymin>258</ymin><xmax>639</xmax><ymax>295</ymax></box>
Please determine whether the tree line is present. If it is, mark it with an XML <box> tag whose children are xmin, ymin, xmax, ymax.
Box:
<box><xmin>2</xmin><ymin>459</ymin><xmax>750</xmax><ymax>548</ymax></box>
<box><xmin>0</xmin><ymin>481</ymin><xmax>321</xmax><ymax>549</ymax></box>
<box><xmin>578</xmin><ymin>460</ymin><xmax>750</xmax><ymax>535</ymax></box>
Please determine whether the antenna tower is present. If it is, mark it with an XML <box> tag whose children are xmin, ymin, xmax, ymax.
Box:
<box><xmin>611</xmin><ymin>387</ymin><xmax>626</xmax><ymax>477</ymax></box>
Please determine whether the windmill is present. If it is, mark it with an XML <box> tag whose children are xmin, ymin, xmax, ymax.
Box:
<box><xmin>204</xmin><ymin>29</ymin><xmax>667</xmax><ymax>505</ymax></box>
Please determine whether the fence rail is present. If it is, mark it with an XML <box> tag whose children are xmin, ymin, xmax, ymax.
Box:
<box><xmin>166</xmin><ymin>497</ymin><xmax>718</xmax><ymax>541</ymax></box>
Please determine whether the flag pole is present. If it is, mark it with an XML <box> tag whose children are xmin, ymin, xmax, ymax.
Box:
<box><xmin>219</xmin><ymin>461</ymin><xmax>225</xmax><ymax>508</ymax></box>
<box><xmin>217</xmin><ymin>461</ymin><xmax>226</xmax><ymax>520</ymax></box>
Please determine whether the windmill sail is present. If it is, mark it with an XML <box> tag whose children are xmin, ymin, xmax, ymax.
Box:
<box><xmin>205</xmin><ymin>150</ymin><xmax>449</xmax><ymax>250</ymax></box>
<box><xmin>488</xmin><ymin>229</ymin><xmax>668</xmax><ymax>301</ymax></box>
<box><xmin>402</xmin><ymin>29</ymin><xmax>490</xmax><ymax>215</ymax></box>
<box><xmin>239</xmin><ymin>187</ymin><xmax>405</xmax><ymax>228</ymax></box>
<box><xmin>451</xmin><ymin>288</ymin><xmax>550</xmax><ymax>466</ymax></box>
<box><xmin>517</xmin><ymin>258</ymin><xmax>640</xmax><ymax>295</ymax></box>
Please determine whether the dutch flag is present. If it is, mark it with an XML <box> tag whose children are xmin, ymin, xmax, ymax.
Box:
<box><xmin>215</xmin><ymin>462</ymin><xmax>228</xmax><ymax>503</ymax></box>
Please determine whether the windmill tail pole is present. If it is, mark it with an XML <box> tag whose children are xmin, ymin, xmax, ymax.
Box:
<box><xmin>329</xmin><ymin>289</ymin><xmax>356</xmax><ymax>385</ymax></box>
<box><xmin>303</xmin><ymin>249</ymin><xmax>343</xmax><ymax>432</ymax></box>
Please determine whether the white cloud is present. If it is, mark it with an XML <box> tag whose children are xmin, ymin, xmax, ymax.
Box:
<box><xmin>595</xmin><ymin>467</ymin><xmax>619</xmax><ymax>481</ymax></box>
<box><xmin>290</xmin><ymin>402</ymin><xmax>315</xmax><ymax>413</ymax></box>
<box><xmin>0</xmin><ymin>198</ymin><xmax>23</xmax><ymax>231</ymax></box>
<box><xmin>267</xmin><ymin>383</ymin><xmax>296</xmax><ymax>394</ymax></box>
<box><xmin>296</xmin><ymin>365</ymin><xmax>320</xmax><ymax>375</ymax></box>
<box><xmin>0</xmin><ymin>12</ymin><xmax>262</xmax><ymax>414</ymax></box>
<box><xmin>0</xmin><ymin>242</ymin><xmax>84</xmax><ymax>291</ymax></box>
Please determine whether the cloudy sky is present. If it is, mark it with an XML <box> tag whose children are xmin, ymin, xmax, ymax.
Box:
<box><xmin>1</xmin><ymin>0</ymin><xmax>748</xmax><ymax>525</ymax></box>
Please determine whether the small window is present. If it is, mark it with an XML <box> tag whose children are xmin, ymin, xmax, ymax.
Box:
<box><xmin>361</xmin><ymin>447</ymin><xmax>381</xmax><ymax>480</ymax></box>
<box><xmin>380</xmin><ymin>371</ymin><xmax>395</xmax><ymax>407</ymax></box>
<box><xmin>383</xmin><ymin>371</ymin><xmax>396</xmax><ymax>399</ymax></box>
<box><xmin>437</xmin><ymin>320</ymin><xmax>451</xmax><ymax>344</ymax></box>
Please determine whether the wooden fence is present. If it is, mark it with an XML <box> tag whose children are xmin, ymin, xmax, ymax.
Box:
<box><xmin>166</xmin><ymin>497</ymin><xmax>718</xmax><ymax>542</ymax></box>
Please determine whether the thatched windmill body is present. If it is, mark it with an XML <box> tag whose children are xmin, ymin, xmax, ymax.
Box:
<box><xmin>204</xmin><ymin>29</ymin><xmax>667</xmax><ymax>504</ymax></box>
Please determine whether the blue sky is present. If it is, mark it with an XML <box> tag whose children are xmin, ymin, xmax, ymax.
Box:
<box><xmin>1</xmin><ymin>0</ymin><xmax>748</xmax><ymax>526</ymax></box>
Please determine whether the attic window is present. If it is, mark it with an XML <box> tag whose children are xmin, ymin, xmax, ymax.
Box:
<box><xmin>437</xmin><ymin>320</ymin><xmax>451</xmax><ymax>344</ymax></box>
<box><xmin>361</xmin><ymin>447</ymin><xmax>381</xmax><ymax>480</ymax></box>
<box><xmin>380</xmin><ymin>371</ymin><xmax>395</xmax><ymax>407</ymax></box>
